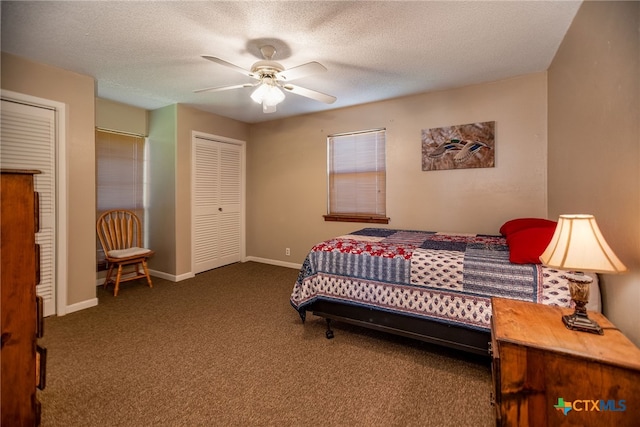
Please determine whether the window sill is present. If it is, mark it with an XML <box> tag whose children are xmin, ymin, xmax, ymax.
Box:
<box><xmin>323</xmin><ymin>214</ymin><xmax>390</xmax><ymax>224</ymax></box>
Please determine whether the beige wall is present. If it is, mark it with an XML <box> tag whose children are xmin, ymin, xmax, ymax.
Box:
<box><xmin>95</xmin><ymin>99</ymin><xmax>249</xmax><ymax>278</ymax></box>
<box><xmin>247</xmin><ymin>73</ymin><xmax>549</xmax><ymax>263</ymax></box>
<box><xmin>147</xmin><ymin>105</ymin><xmax>178</xmax><ymax>275</ymax></box>
<box><xmin>548</xmin><ymin>1</ymin><xmax>640</xmax><ymax>345</ymax></box>
<box><xmin>1</xmin><ymin>52</ymin><xmax>96</xmax><ymax>308</ymax></box>
<box><xmin>147</xmin><ymin>104</ymin><xmax>249</xmax><ymax>277</ymax></box>
<box><xmin>96</xmin><ymin>98</ymin><xmax>148</xmax><ymax>136</ymax></box>
<box><xmin>174</xmin><ymin>104</ymin><xmax>248</xmax><ymax>276</ymax></box>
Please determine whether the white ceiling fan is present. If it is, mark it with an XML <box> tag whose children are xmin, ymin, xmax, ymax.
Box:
<box><xmin>194</xmin><ymin>45</ymin><xmax>337</xmax><ymax>113</ymax></box>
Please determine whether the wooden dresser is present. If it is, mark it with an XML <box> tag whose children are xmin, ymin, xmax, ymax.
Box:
<box><xmin>1</xmin><ymin>170</ymin><xmax>46</xmax><ymax>426</ymax></box>
<box><xmin>491</xmin><ymin>297</ymin><xmax>640</xmax><ymax>427</ymax></box>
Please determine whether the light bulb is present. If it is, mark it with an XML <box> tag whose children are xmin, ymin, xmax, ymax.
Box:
<box><xmin>251</xmin><ymin>83</ymin><xmax>285</xmax><ymax>109</ymax></box>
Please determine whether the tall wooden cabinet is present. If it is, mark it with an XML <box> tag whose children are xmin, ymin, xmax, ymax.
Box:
<box><xmin>1</xmin><ymin>170</ymin><xmax>46</xmax><ymax>426</ymax></box>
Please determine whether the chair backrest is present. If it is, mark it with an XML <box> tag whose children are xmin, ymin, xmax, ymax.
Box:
<box><xmin>97</xmin><ymin>209</ymin><xmax>144</xmax><ymax>253</ymax></box>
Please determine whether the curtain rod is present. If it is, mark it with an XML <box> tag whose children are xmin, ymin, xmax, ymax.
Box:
<box><xmin>328</xmin><ymin>128</ymin><xmax>386</xmax><ymax>138</ymax></box>
<box><xmin>96</xmin><ymin>127</ymin><xmax>146</xmax><ymax>138</ymax></box>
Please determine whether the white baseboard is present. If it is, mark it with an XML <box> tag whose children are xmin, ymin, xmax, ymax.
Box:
<box><xmin>244</xmin><ymin>256</ymin><xmax>301</xmax><ymax>270</ymax></box>
<box><xmin>64</xmin><ymin>297</ymin><xmax>98</xmax><ymax>315</ymax></box>
<box><xmin>95</xmin><ymin>269</ymin><xmax>194</xmax><ymax>286</ymax></box>
<box><xmin>148</xmin><ymin>269</ymin><xmax>195</xmax><ymax>282</ymax></box>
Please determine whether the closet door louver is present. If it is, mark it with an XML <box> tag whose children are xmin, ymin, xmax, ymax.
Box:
<box><xmin>218</xmin><ymin>144</ymin><xmax>241</xmax><ymax>263</ymax></box>
<box><xmin>1</xmin><ymin>100</ymin><xmax>56</xmax><ymax>316</ymax></box>
<box><xmin>192</xmin><ymin>137</ymin><xmax>241</xmax><ymax>274</ymax></box>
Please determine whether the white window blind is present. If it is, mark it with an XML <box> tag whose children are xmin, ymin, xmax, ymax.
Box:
<box><xmin>327</xmin><ymin>129</ymin><xmax>386</xmax><ymax>218</ymax></box>
<box><xmin>95</xmin><ymin>129</ymin><xmax>146</xmax><ymax>264</ymax></box>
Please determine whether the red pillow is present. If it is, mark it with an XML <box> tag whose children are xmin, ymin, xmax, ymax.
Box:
<box><xmin>499</xmin><ymin>218</ymin><xmax>557</xmax><ymax>237</ymax></box>
<box><xmin>506</xmin><ymin>226</ymin><xmax>556</xmax><ymax>264</ymax></box>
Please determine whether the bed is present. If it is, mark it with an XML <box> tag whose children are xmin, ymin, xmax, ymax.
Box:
<box><xmin>290</xmin><ymin>224</ymin><xmax>600</xmax><ymax>356</ymax></box>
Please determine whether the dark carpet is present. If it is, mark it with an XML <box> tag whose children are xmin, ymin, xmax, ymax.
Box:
<box><xmin>39</xmin><ymin>262</ymin><xmax>493</xmax><ymax>426</ymax></box>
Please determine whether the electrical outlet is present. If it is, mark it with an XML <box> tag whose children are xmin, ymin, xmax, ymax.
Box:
<box><xmin>285</xmin><ymin>248</ymin><xmax>291</xmax><ymax>256</ymax></box>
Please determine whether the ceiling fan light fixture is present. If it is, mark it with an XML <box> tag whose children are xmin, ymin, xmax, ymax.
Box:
<box><xmin>262</xmin><ymin>103</ymin><xmax>277</xmax><ymax>114</ymax></box>
<box><xmin>197</xmin><ymin>45</ymin><xmax>335</xmax><ymax>113</ymax></box>
<box><xmin>250</xmin><ymin>83</ymin><xmax>285</xmax><ymax>113</ymax></box>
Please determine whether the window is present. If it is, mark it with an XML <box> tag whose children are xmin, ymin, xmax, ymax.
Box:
<box><xmin>325</xmin><ymin>128</ymin><xmax>389</xmax><ymax>224</ymax></box>
<box><xmin>95</xmin><ymin>129</ymin><xmax>147</xmax><ymax>268</ymax></box>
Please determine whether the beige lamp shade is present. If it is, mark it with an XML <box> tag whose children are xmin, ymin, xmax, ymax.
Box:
<box><xmin>539</xmin><ymin>214</ymin><xmax>627</xmax><ymax>273</ymax></box>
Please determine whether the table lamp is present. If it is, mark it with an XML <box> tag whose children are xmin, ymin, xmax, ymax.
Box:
<box><xmin>539</xmin><ymin>214</ymin><xmax>627</xmax><ymax>334</ymax></box>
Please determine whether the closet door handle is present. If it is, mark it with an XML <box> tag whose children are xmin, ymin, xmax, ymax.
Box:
<box><xmin>35</xmin><ymin>244</ymin><xmax>41</xmax><ymax>286</ymax></box>
<box><xmin>36</xmin><ymin>296</ymin><xmax>44</xmax><ymax>338</ymax></box>
<box><xmin>36</xmin><ymin>345</ymin><xmax>47</xmax><ymax>390</ymax></box>
<box><xmin>218</xmin><ymin>207</ymin><xmax>223</xmax><ymax>212</ymax></box>
<box><xmin>34</xmin><ymin>191</ymin><xmax>40</xmax><ymax>233</ymax></box>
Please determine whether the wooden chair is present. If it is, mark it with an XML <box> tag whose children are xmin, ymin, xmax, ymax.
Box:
<box><xmin>96</xmin><ymin>209</ymin><xmax>154</xmax><ymax>296</ymax></box>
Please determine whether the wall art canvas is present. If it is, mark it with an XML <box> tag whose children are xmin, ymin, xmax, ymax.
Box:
<box><xmin>421</xmin><ymin>121</ymin><xmax>495</xmax><ymax>171</ymax></box>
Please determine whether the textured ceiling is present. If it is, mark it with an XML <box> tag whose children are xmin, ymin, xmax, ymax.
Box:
<box><xmin>1</xmin><ymin>1</ymin><xmax>582</xmax><ymax>123</ymax></box>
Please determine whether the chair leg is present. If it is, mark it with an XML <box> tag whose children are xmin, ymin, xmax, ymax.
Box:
<box><xmin>104</xmin><ymin>264</ymin><xmax>115</xmax><ymax>290</ymax></box>
<box><xmin>114</xmin><ymin>264</ymin><xmax>123</xmax><ymax>297</ymax></box>
<box><xmin>142</xmin><ymin>259</ymin><xmax>153</xmax><ymax>288</ymax></box>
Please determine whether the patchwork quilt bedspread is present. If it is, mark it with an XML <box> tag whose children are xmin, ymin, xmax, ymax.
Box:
<box><xmin>290</xmin><ymin>228</ymin><xmax>574</xmax><ymax>331</ymax></box>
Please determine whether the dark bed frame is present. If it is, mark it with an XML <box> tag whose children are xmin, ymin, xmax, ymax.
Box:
<box><xmin>299</xmin><ymin>299</ymin><xmax>492</xmax><ymax>356</ymax></box>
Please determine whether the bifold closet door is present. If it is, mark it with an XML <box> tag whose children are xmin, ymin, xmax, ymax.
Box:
<box><xmin>1</xmin><ymin>99</ymin><xmax>57</xmax><ymax>316</ymax></box>
<box><xmin>192</xmin><ymin>137</ymin><xmax>242</xmax><ymax>274</ymax></box>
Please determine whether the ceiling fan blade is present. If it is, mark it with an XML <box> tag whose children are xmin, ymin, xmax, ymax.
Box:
<box><xmin>277</xmin><ymin>61</ymin><xmax>327</xmax><ymax>81</ymax></box>
<box><xmin>201</xmin><ymin>55</ymin><xmax>256</xmax><ymax>78</ymax></box>
<box><xmin>283</xmin><ymin>84</ymin><xmax>336</xmax><ymax>104</ymax></box>
<box><xmin>193</xmin><ymin>83</ymin><xmax>255</xmax><ymax>94</ymax></box>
